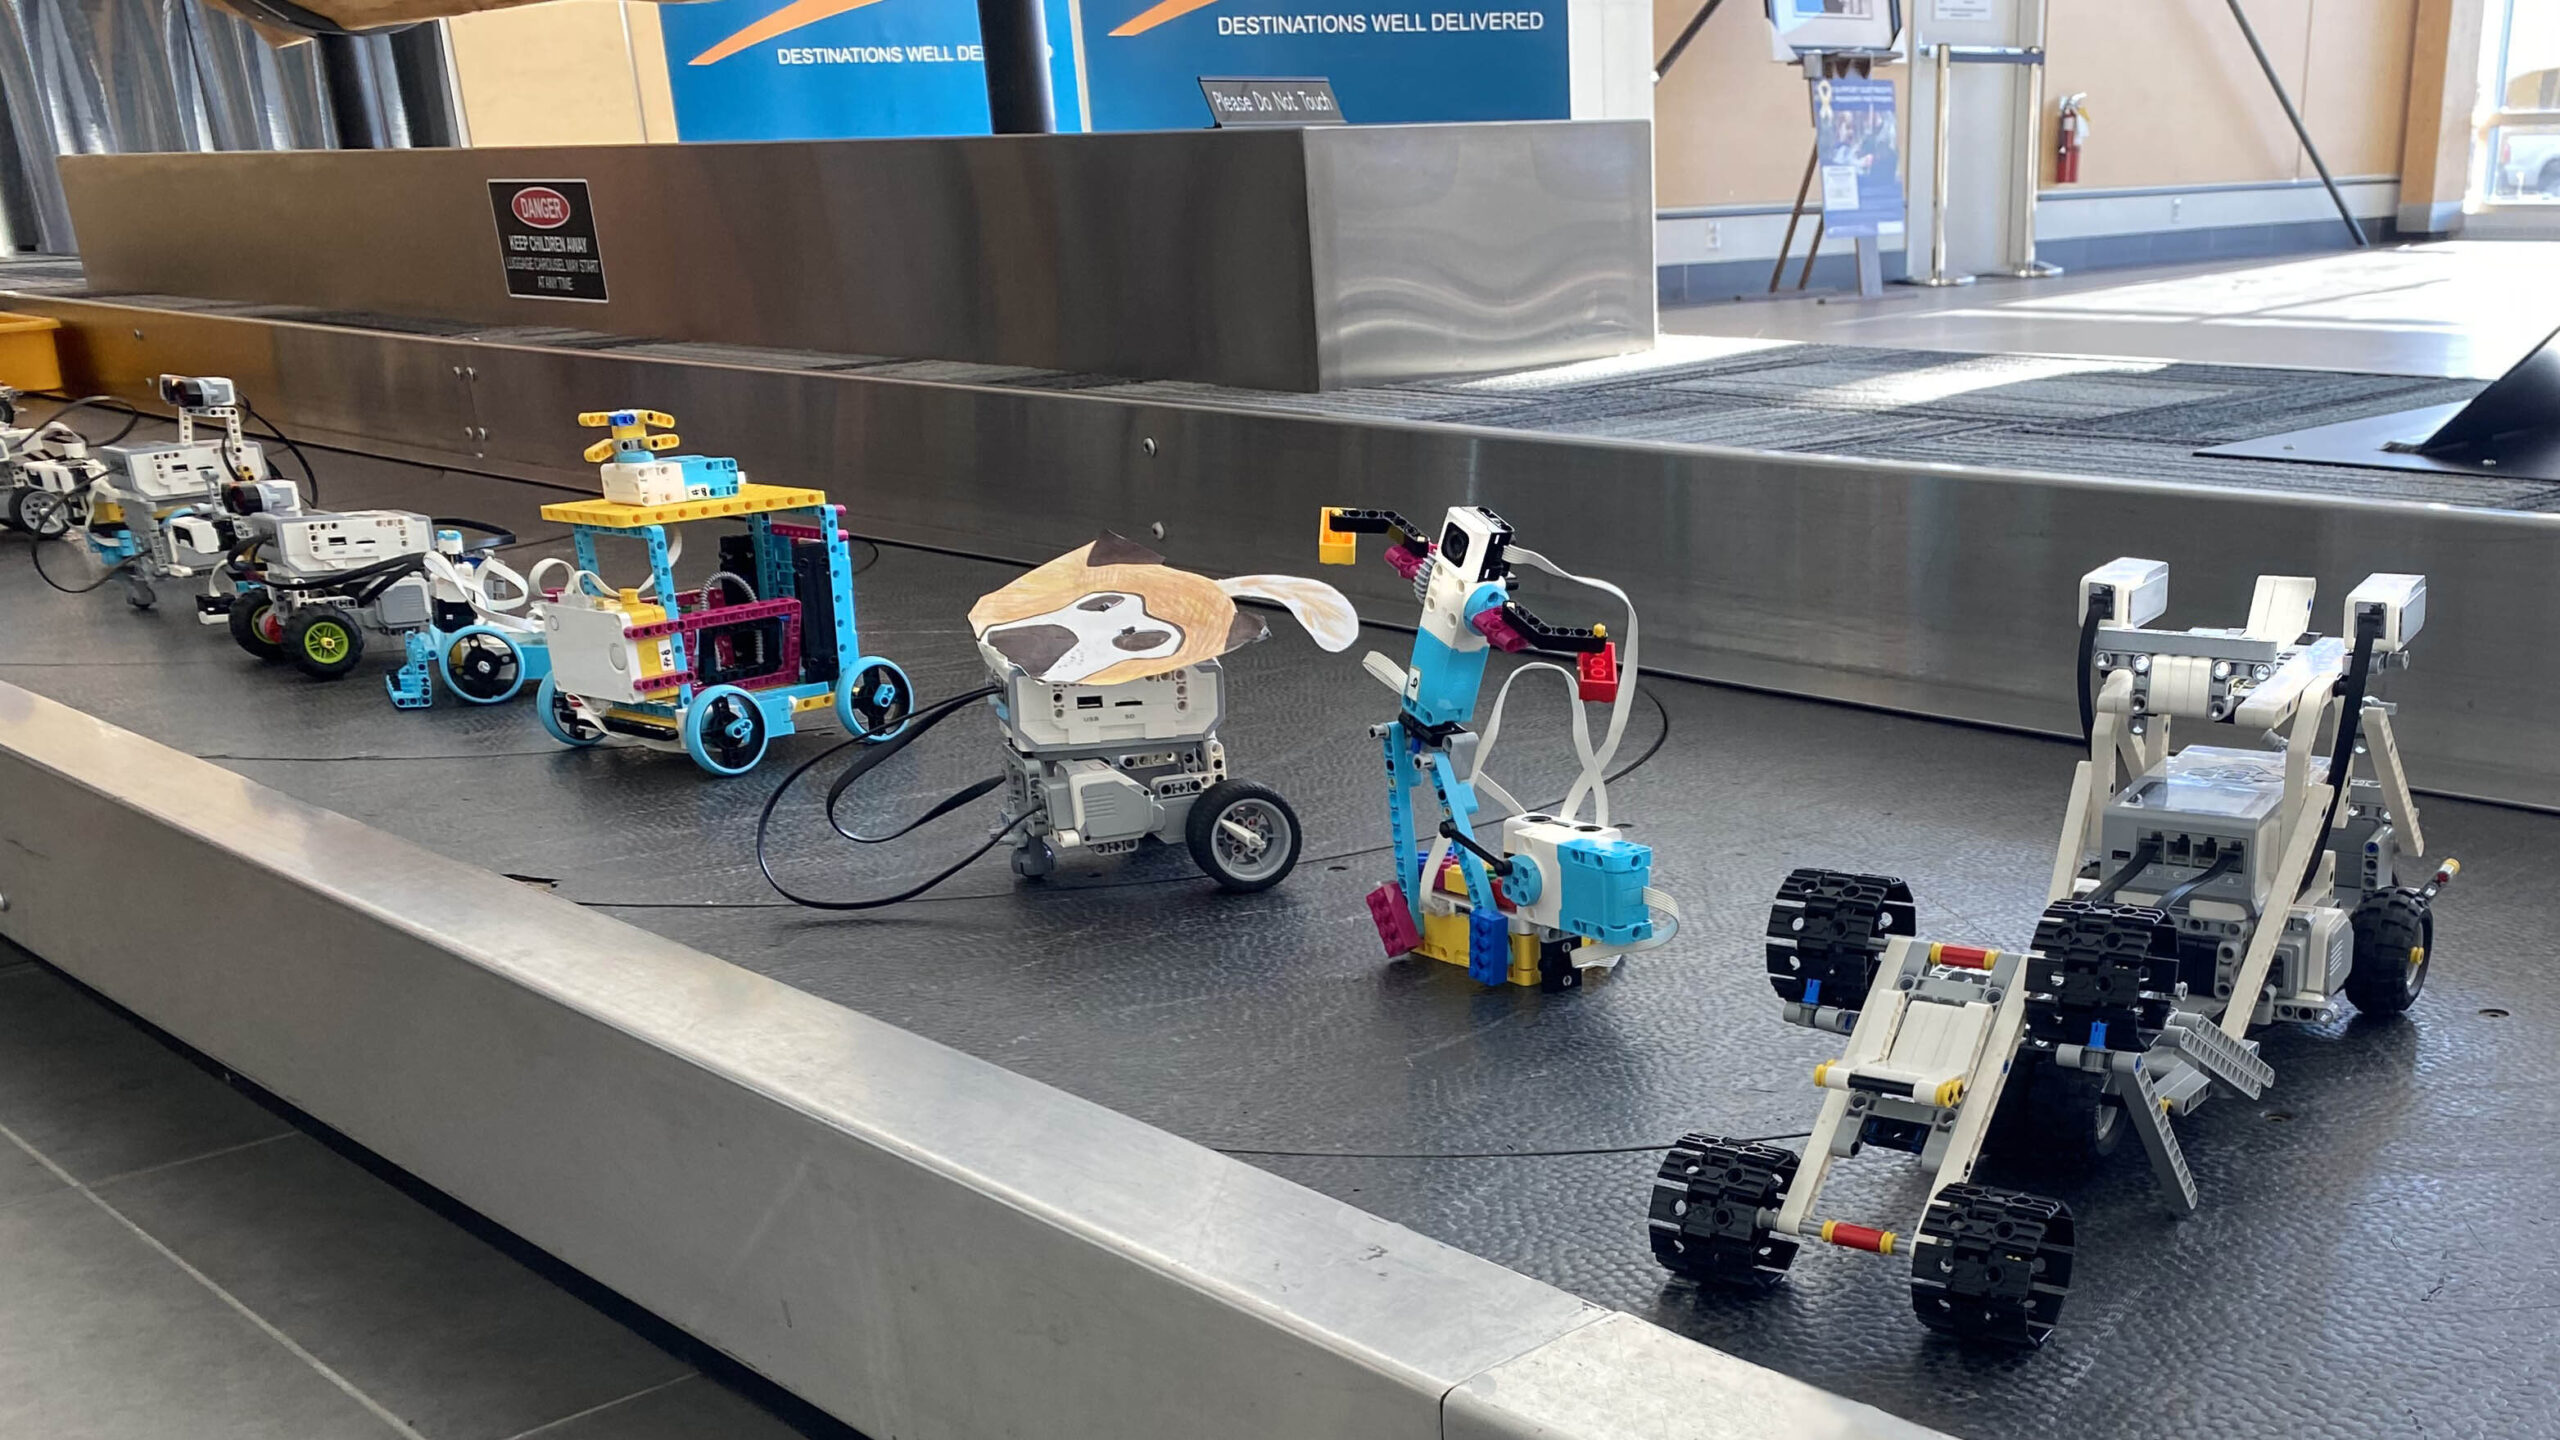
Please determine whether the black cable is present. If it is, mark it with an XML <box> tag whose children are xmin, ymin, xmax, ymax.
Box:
<box><xmin>2154</xmin><ymin>848</ymin><xmax>2243</xmax><ymax>916</ymax></box>
<box><xmin>756</xmin><ymin>685</ymin><xmax>1017</xmax><ymax>911</ymax></box>
<box><xmin>19</xmin><ymin>532</ymin><xmax>121</xmax><ymax>593</ymax></box>
<box><xmin>2083</xmin><ymin>835</ymin><xmax>2161</xmax><ymax>906</ymax></box>
<box><xmin>831</xmin><ymin>773</ymin><xmax>1009</xmax><ymax>845</ymax></box>
<box><xmin>2076</xmin><ymin>591</ymin><xmax>2106</xmax><ymax>746</ymax></box>
<box><xmin>34</xmin><ymin>394</ymin><xmax>144</xmax><ymax>447</ymax></box>
<box><xmin>2300</xmin><ymin>616</ymin><xmax>2382</xmax><ymax>893</ymax></box>
<box><xmin>241</xmin><ymin>400</ymin><xmax>321</xmax><ymax>507</ymax></box>
<box><xmin>590</xmin><ymin>684</ymin><xmax>1676</xmax><ymax>912</ymax></box>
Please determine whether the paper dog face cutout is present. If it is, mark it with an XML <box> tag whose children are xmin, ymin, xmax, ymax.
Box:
<box><xmin>980</xmin><ymin>591</ymin><xmax>1186</xmax><ymax>683</ymax></box>
<box><xmin>971</xmin><ymin>534</ymin><xmax>1358</xmax><ymax>686</ymax></box>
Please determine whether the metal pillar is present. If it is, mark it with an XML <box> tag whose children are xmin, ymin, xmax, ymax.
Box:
<box><xmin>2005</xmin><ymin>30</ymin><xmax>2061</xmax><ymax>277</ymax></box>
<box><xmin>388</xmin><ymin>24</ymin><xmax>465</xmax><ymax>148</ymax></box>
<box><xmin>317</xmin><ymin>34</ymin><xmax>394</xmax><ymax>149</ymax></box>
<box><xmin>976</xmin><ymin>0</ymin><xmax>1057</xmax><ymax>134</ymax></box>
<box><xmin>1904</xmin><ymin>43</ymin><xmax>1974</xmax><ymax>287</ymax></box>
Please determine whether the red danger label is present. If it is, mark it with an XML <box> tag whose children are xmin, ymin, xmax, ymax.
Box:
<box><xmin>510</xmin><ymin>187</ymin><xmax>573</xmax><ymax>229</ymax></box>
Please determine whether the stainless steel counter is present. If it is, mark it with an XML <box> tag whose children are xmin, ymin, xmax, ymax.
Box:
<box><xmin>57</xmin><ymin>123</ymin><xmax>1655</xmax><ymax>391</ymax></box>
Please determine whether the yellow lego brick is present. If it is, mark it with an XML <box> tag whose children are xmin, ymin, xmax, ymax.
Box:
<box><xmin>540</xmin><ymin>482</ymin><xmax>829</xmax><ymax>529</ymax></box>
<box><xmin>1411</xmin><ymin>905</ymin><xmax>1545</xmax><ymax>987</ymax></box>
<box><xmin>1318</xmin><ymin>507</ymin><xmax>1357</xmax><ymax>565</ymax></box>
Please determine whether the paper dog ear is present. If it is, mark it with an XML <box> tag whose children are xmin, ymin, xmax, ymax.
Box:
<box><xmin>1218</xmin><ymin>575</ymin><xmax>1360</xmax><ymax>652</ymax></box>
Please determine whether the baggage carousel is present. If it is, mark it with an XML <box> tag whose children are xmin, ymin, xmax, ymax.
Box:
<box><xmin>5</xmin><ymin>436</ymin><xmax>2554</xmax><ymax>1440</ymax></box>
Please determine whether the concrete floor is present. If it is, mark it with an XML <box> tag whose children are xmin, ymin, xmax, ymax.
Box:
<box><xmin>0</xmin><ymin>945</ymin><xmax>852</xmax><ymax>1439</ymax></box>
<box><xmin>1664</xmin><ymin>241</ymin><xmax>2560</xmax><ymax>381</ymax></box>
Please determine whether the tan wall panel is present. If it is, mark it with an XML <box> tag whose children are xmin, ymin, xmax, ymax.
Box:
<box><xmin>2300</xmin><ymin>0</ymin><xmax>2418</xmax><ymax>177</ymax></box>
<box><xmin>447</xmin><ymin>0</ymin><xmax>660</xmax><ymax>147</ymax></box>
<box><xmin>2045</xmin><ymin>0</ymin><xmax>2312</xmax><ymax>188</ymax></box>
<box><xmin>1652</xmin><ymin>0</ymin><xmax>1909</xmax><ymax>209</ymax></box>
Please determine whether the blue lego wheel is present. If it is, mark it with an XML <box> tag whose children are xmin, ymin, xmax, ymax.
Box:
<box><xmin>438</xmin><ymin>625</ymin><xmax>527</xmax><ymax>705</ymax></box>
<box><xmin>683</xmin><ymin>684</ymin><xmax>771</xmax><ymax>776</ymax></box>
<box><xmin>835</xmin><ymin>657</ymin><xmax>914</xmax><ymax>744</ymax></box>
<box><xmin>536</xmin><ymin>676</ymin><xmax>605</xmax><ymax>748</ymax></box>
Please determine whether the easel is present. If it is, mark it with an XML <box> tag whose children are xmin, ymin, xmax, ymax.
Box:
<box><xmin>1770</xmin><ymin>50</ymin><xmax>1897</xmax><ymax>298</ymax></box>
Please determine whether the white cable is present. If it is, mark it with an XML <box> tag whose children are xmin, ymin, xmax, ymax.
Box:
<box><xmin>1504</xmin><ymin>546</ymin><xmax>1640</xmax><ymax>828</ymax></box>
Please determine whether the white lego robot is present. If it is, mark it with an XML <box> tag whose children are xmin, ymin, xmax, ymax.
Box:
<box><xmin>77</xmin><ymin>376</ymin><xmax>275</xmax><ymax>612</ymax></box>
<box><xmin>759</xmin><ymin>534</ymin><xmax>1357</xmax><ymax>910</ymax></box>
<box><xmin>0</xmin><ymin>412</ymin><xmax>106</xmax><ymax>539</ymax></box>
<box><xmin>1649</xmin><ymin>557</ymin><xmax>2454</xmax><ymax>1346</ymax></box>
<box><xmin>211</xmin><ymin>480</ymin><xmax>514</xmax><ymax>700</ymax></box>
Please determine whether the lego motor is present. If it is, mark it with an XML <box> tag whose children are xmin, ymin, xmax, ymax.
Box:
<box><xmin>1649</xmin><ymin>557</ymin><xmax>2455</xmax><ymax>1347</ymax></box>
<box><xmin>1319</xmin><ymin>505</ymin><xmax>1678</xmax><ymax>992</ymax></box>
<box><xmin>758</xmin><ymin>533</ymin><xmax>1356</xmax><ymax>909</ymax></box>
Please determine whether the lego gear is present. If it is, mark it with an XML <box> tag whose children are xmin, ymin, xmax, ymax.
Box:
<box><xmin>1765</xmin><ymin>868</ymin><xmax>1916</xmax><ymax>1012</ymax></box>
<box><xmin>2345</xmin><ymin>887</ymin><xmax>2432</xmax><ymax>1016</ymax></box>
<box><xmin>1909</xmin><ymin>1185</ymin><xmax>2074</xmax><ymax>1347</ymax></box>
<box><xmin>1649</xmin><ymin>1135</ymin><xmax>1801</xmax><ymax>1288</ymax></box>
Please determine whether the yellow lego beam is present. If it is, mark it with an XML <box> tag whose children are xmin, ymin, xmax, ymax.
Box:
<box><xmin>540</xmin><ymin>483</ymin><xmax>829</xmax><ymax>529</ymax></box>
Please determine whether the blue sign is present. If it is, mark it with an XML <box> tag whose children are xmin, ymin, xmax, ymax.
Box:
<box><xmin>661</xmin><ymin>0</ymin><xmax>1086</xmax><ymax>139</ymax></box>
<box><xmin>1810</xmin><ymin>76</ymin><xmax>1900</xmax><ymax>237</ymax></box>
<box><xmin>1080</xmin><ymin>0</ymin><xmax>1568</xmax><ymax>131</ymax></box>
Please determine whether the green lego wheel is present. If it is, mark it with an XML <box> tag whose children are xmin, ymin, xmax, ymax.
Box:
<box><xmin>285</xmin><ymin>607</ymin><xmax>365</xmax><ymax>679</ymax></box>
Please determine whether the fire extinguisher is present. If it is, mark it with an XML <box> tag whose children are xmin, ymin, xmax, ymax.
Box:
<box><xmin>2056</xmin><ymin>93</ymin><xmax>2091</xmax><ymax>184</ymax></box>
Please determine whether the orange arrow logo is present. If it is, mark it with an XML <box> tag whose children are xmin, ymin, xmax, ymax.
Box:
<box><xmin>690</xmin><ymin>0</ymin><xmax>894</xmax><ymax>64</ymax></box>
<box><xmin>1108</xmin><ymin>0</ymin><xmax>1220</xmax><ymax>35</ymax></box>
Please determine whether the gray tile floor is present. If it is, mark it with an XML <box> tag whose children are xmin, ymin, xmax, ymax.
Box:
<box><xmin>0</xmin><ymin>945</ymin><xmax>852</xmax><ymax>1440</ymax></box>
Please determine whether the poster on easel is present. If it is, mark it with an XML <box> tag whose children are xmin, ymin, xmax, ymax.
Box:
<box><xmin>1809</xmin><ymin>75</ymin><xmax>1901</xmax><ymax>236</ymax></box>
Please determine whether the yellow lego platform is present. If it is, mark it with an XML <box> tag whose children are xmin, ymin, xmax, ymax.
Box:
<box><xmin>1410</xmin><ymin>858</ymin><xmax>1545</xmax><ymax>987</ymax></box>
<box><xmin>540</xmin><ymin>483</ymin><xmax>828</xmax><ymax>529</ymax></box>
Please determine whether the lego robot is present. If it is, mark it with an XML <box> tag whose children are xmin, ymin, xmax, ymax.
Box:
<box><xmin>1318</xmin><ymin>505</ymin><xmax>1677</xmax><ymax>991</ymax></box>
<box><xmin>535</xmin><ymin>408</ymin><xmax>913</xmax><ymax>776</ymax></box>
<box><xmin>1648</xmin><ymin>557</ymin><xmax>2454</xmax><ymax>1346</ymax></box>
<box><xmin>404</xmin><ymin>546</ymin><xmax>556</xmax><ymax>707</ymax></box>
<box><xmin>210</xmin><ymin>480</ymin><xmax>514</xmax><ymax>699</ymax></box>
<box><xmin>975</xmin><ymin>535</ymin><xmax>1357</xmax><ymax>891</ymax></box>
<box><xmin>75</xmin><ymin>376</ymin><xmax>275</xmax><ymax>612</ymax></box>
<box><xmin>0</xmin><ymin>412</ymin><xmax>105</xmax><ymax>539</ymax></box>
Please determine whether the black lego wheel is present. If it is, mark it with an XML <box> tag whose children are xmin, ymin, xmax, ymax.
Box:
<box><xmin>1648</xmin><ymin>1134</ymin><xmax>1801</xmax><ymax>1288</ymax></box>
<box><xmin>229</xmin><ymin>594</ymin><xmax>287</xmax><ymax>662</ymax></box>
<box><xmin>2345</xmin><ymin>887</ymin><xmax>2432</xmax><ymax>1017</ymax></box>
<box><xmin>1185</xmin><ymin>779</ymin><xmax>1301</xmax><ymax>893</ymax></box>
<box><xmin>1909</xmin><ymin>1184</ymin><xmax>2075</xmax><ymax>1346</ymax></box>
<box><xmin>1765</xmin><ymin>868</ymin><xmax>1916</xmax><ymax>1014</ymax></box>
<box><xmin>284</xmin><ymin>606</ymin><xmax>366</xmax><ymax>679</ymax></box>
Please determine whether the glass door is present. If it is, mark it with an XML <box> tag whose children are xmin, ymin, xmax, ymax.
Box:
<box><xmin>2473</xmin><ymin>0</ymin><xmax>2560</xmax><ymax>209</ymax></box>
